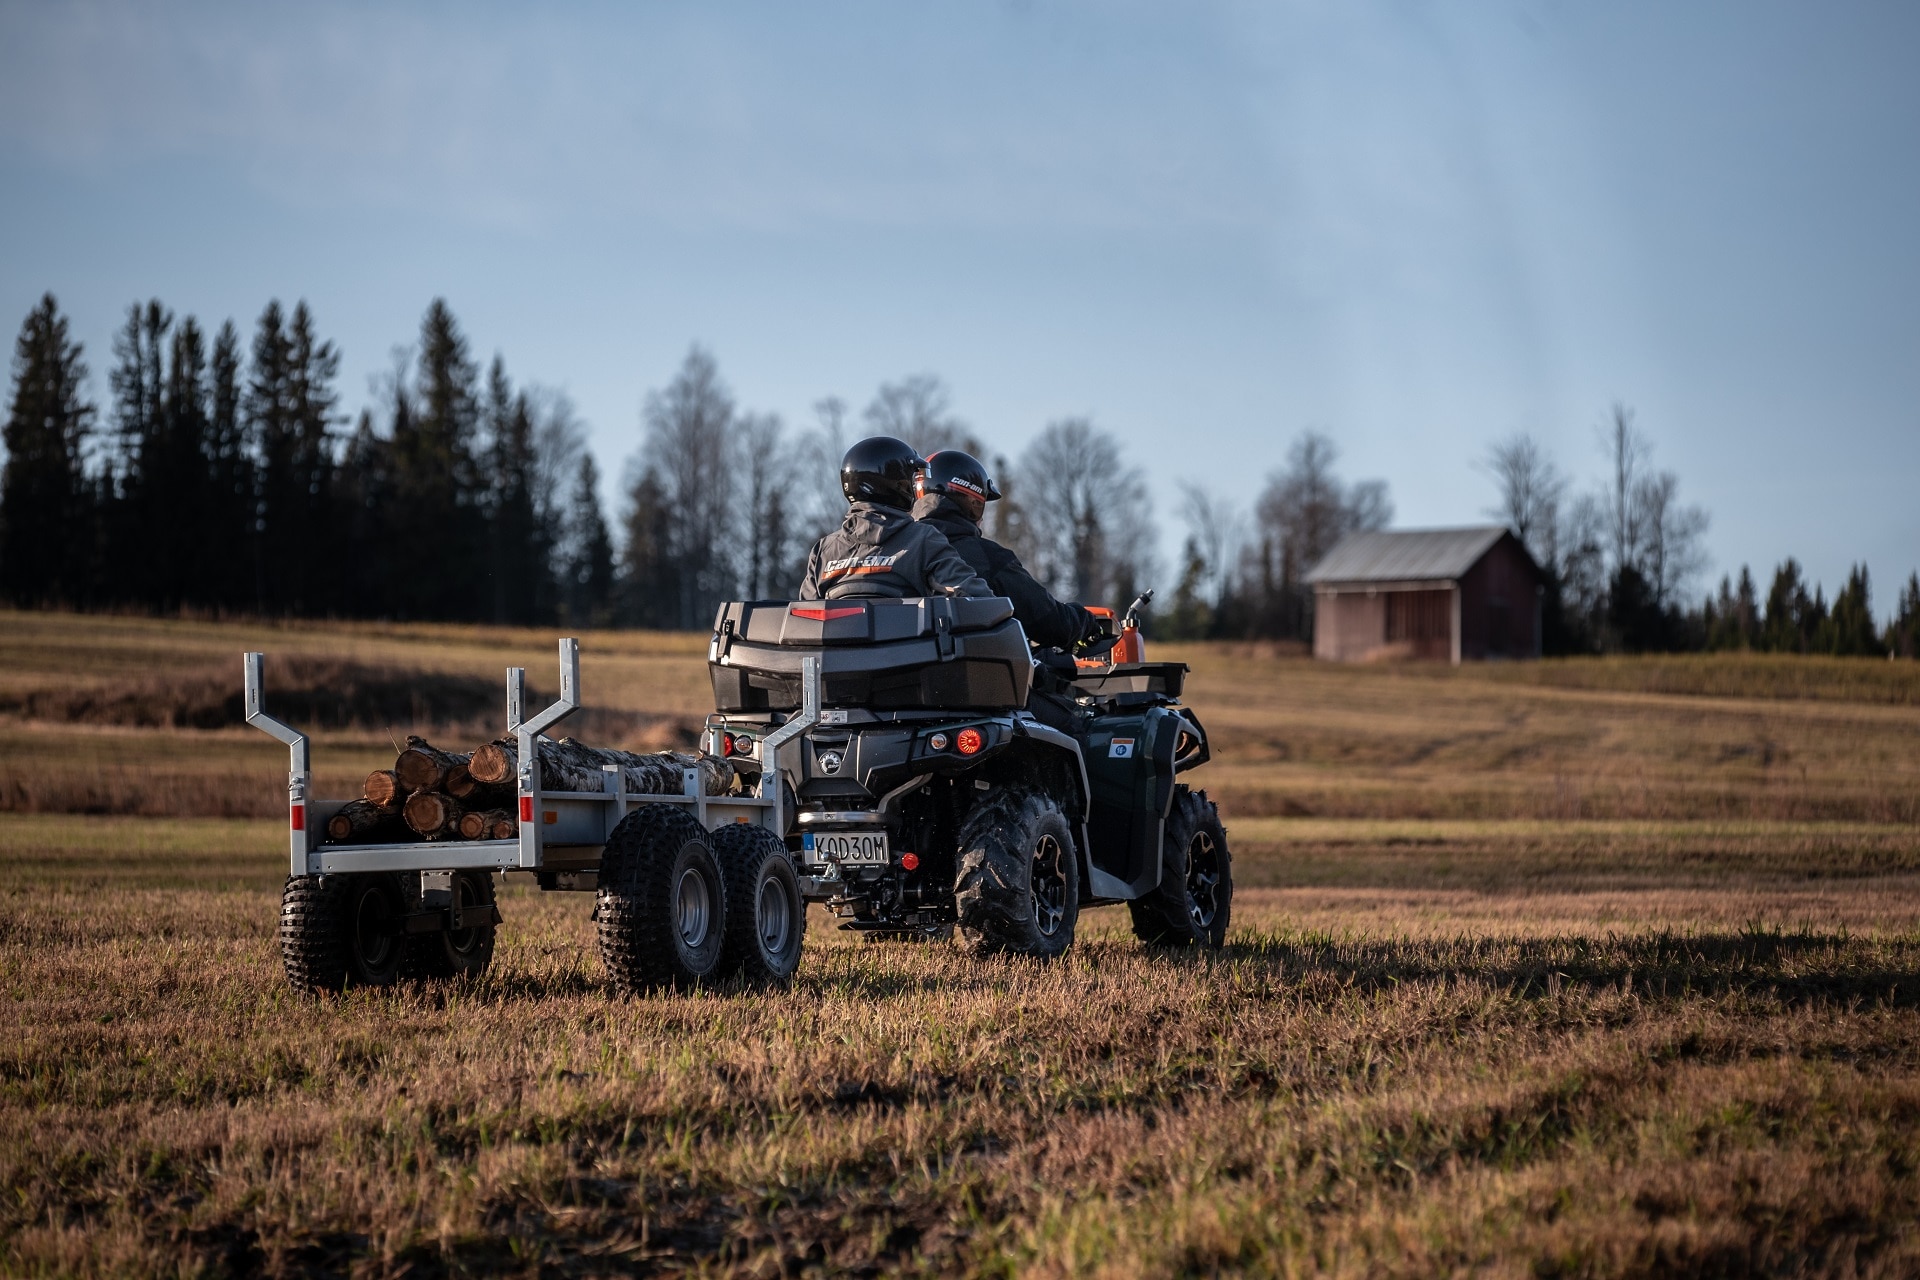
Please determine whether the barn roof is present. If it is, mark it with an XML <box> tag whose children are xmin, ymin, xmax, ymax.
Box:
<box><xmin>1304</xmin><ymin>526</ymin><xmax>1511</xmax><ymax>584</ymax></box>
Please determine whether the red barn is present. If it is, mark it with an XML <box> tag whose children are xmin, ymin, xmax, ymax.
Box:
<box><xmin>1304</xmin><ymin>526</ymin><xmax>1543</xmax><ymax>663</ymax></box>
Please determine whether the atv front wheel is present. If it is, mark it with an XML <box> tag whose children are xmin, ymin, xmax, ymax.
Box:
<box><xmin>595</xmin><ymin>804</ymin><xmax>729</xmax><ymax>992</ymax></box>
<box><xmin>711</xmin><ymin>823</ymin><xmax>806</xmax><ymax>986</ymax></box>
<box><xmin>955</xmin><ymin>787</ymin><xmax>1080</xmax><ymax>959</ymax></box>
<box><xmin>1128</xmin><ymin>785</ymin><xmax>1232</xmax><ymax>948</ymax></box>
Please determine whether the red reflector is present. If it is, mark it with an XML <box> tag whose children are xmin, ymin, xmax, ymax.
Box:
<box><xmin>956</xmin><ymin>728</ymin><xmax>984</xmax><ymax>755</ymax></box>
<box><xmin>900</xmin><ymin>852</ymin><xmax>921</xmax><ymax>872</ymax></box>
<box><xmin>790</xmin><ymin>605</ymin><xmax>865</xmax><ymax>620</ymax></box>
<box><xmin>290</xmin><ymin>803</ymin><xmax>305</xmax><ymax>832</ymax></box>
<box><xmin>519</xmin><ymin>796</ymin><xmax>534</xmax><ymax>822</ymax></box>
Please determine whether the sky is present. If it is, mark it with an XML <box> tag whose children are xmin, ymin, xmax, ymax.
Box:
<box><xmin>3</xmin><ymin>0</ymin><xmax>1916</xmax><ymax>615</ymax></box>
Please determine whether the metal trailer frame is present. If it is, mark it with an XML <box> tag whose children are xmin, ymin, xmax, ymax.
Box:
<box><xmin>245</xmin><ymin>639</ymin><xmax>821</xmax><ymax>881</ymax></box>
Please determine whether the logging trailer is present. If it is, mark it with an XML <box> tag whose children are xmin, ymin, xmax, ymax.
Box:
<box><xmin>250</xmin><ymin>595</ymin><xmax>1230</xmax><ymax>995</ymax></box>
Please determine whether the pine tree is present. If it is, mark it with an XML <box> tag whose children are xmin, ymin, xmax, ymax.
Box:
<box><xmin>0</xmin><ymin>294</ymin><xmax>96</xmax><ymax>606</ymax></box>
<box><xmin>619</xmin><ymin>463</ymin><xmax>678</xmax><ymax>628</ymax></box>
<box><xmin>563</xmin><ymin>453</ymin><xmax>615</xmax><ymax>627</ymax></box>
<box><xmin>1823</xmin><ymin>565</ymin><xmax>1882</xmax><ymax>656</ymax></box>
<box><xmin>1887</xmin><ymin>573</ymin><xmax>1920</xmax><ymax>659</ymax></box>
<box><xmin>482</xmin><ymin>357</ymin><xmax>543</xmax><ymax>624</ymax></box>
<box><xmin>390</xmin><ymin>299</ymin><xmax>484</xmax><ymax>618</ymax></box>
<box><xmin>105</xmin><ymin>300</ymin><xmax>172</xmax><ymax>605</ymax></box>
<box><xmin>203</xmin><ymin>321</ymin><xmax>253</xmax><ymax>610</ymax></box>
<box><xmin>1762</xmin><ymin>560</ymin><xmax>1812</xmax><ymax>653</ymax></box>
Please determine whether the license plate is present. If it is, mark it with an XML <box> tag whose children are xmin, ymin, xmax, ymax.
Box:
<box><xmin>803</xmin><ymin>830</ymin><xmax>890</xmax><ymax>867</ymax></box>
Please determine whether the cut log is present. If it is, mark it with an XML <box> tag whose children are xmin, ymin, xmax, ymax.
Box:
<box><xmin>326</xmin><ymin>798</ymin><xmax>402</xmax><ymax>844</ymax></box>
<box><xmin>489</xmin><ymin>814</ymin><xmax>518</xmax><ymax>840</ymax></box>
<box><xmin>446</xmin><ymin>763</ymin><xmax>509</xmax><ymax>807</ymax></box>
<box><xmin>457</xmin><ymin>808</ymin><xmax>511</xmax><ymax>841</ymax></box>
<box><xmin>362</xmin><ymin>769</ymin><xmax>406</xmax><ymax>811</ymax></box>
<box><xmin>468</xmin><ymin>738</ymin><xmax>733</xmax><ymax>797</ymax></box>
<box><xmin>393</xmin><ymin>736</ymin><xmax>471</xmax><ymax>793</ymax></box>
<box><xmin>402</xmin><ymin>790</ymin><xmax>466</xmax><ymax>840</ymax></box>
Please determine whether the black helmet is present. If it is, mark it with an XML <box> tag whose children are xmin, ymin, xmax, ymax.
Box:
<box><xmin>840</xmin><ymin>436</ymin><xmax>926</xmax><ymax>510</ymax></box>
<box><xmin>923</xmin><ymin>449</ymin><xmax>1001</xmax><ymax>504</ymax></box>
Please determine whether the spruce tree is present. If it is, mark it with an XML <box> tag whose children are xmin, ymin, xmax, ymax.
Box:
<box><xmin>0</xmin><ymin>294</ymin><xmax>96</xmax><ymax>606</ymax></box>
<box><xmin>105</xmin><ymin>300</ymin><xmax>172</xmax><ymax>605</ymax></box>
<box><xmin>1824</xmin><ymin>565</ymin><xmax>1881</xmax><ymax>656</ymax></box>
<box><xmin>391</xmin><ymin>299</ymin><xmax>484</xmax><ymax>618</ymax></box>
<box><xmin>204</xmin><ymin>321</ymin><xmax>253</xmax><ymax>610</ymax></box>
<box><xmin>563</xmin><ymin>453</ymin><xmax>615</xmax><ymax>627</ymax></box>
<box><xmin>482</xmin><ymin>357</ymin><xmax>543</xmax><ymax>624</ymax></box>
<box><xmin>1887</xmin><ymin>573</ymin><xmax>1920</xmax><ymax>659</ymax></box>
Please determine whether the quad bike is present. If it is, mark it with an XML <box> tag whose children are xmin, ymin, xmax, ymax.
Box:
<box><xmin>707</xmin><ymin>589</ymin><xmax>1232</xmax><ymax>958</ymax></box>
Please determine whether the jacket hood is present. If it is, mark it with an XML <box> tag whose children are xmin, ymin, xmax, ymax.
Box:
<box><xmin>912</xmin><ymin>492</ymin><xmax>981</xmax><ymax>535</ymax></box>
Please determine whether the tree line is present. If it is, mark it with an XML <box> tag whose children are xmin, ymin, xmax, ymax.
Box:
<box><xmin>7</xmin><ymin>292</ymin><xmax>1914</xmax><ymax>655</ymax></box>
<box><xmin>1157</xmin><ymin>402</ymin><xmax>1919</xmax><ymax>657</ymax></box>
<box><xmin>0</xmin><ymin>294</ymin><xmax>1169</xmax><ymax>629</ymax></box>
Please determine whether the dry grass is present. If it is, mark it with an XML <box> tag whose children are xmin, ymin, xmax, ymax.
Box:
<box><xmin>3</xmin><ymin>611</ymin><xmax>1920</xmax><ymax>1275</ymax></box>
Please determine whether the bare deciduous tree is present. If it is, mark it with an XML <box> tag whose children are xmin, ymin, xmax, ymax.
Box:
<box><xmin>863</xmin><ymin>374</ymin><xmax>983</xmax><ymax>457</ymax></box>
<box><xmin>1481</xmin><ymin>432</ymin><xmax>1565</xmax><ymax>571</ymax></box>
<box><xmin>1008</xmin><ymin>417</ymin><xmax>1155</xmax><ymax>607</ymax></box>
<box><xmin>633</xmin><ymin>345</ymin><xmax>736</xmax><ymax>627</ymax></box>
<box><xmin>1255</xmin><ymin>430</ymin><xmax>1392</xmax><ymax>584</ymax></box>
<box><xmin>736</xmin><ymin>411</ymin><xmax>792</xmax><ymax>599</ymax></box>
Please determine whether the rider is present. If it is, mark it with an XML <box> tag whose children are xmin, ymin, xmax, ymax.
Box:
<box><xmin>911</xmin><ymin>449</ymin><xmax>1106</xmax><ymax>652</ymax></box>
<box><xmin>798</xmin><ymin>437</ymin><xmax>991</xmax><ymax>600</ymax></box>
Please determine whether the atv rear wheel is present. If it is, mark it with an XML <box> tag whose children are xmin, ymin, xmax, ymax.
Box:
<box><xmin>596</xmin><ymin>804</ymin><xmax>729</xmax><ymax>993</ymax></box>
<box><xmin>1128</xmin><ymin>785</ymin><xmax>1232</xmax><ymax>948</ymax></box>
<box><xmin>955</xmin><ymin>787</ymin><xmax>1080</xmax><ymax>959</ymax></box>
<box><xmin>711</xmin><ymin>823</ymin><xmax>806</xmax><ymax>986</ymax></box>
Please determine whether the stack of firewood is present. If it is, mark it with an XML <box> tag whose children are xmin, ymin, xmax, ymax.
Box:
<box><xmin>323</xmin><ymin>734</ymin><xmax>734</xmax><ymax>845</ymax></box>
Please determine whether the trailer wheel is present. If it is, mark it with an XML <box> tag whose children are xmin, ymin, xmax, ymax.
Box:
<box><xmin>955</xmin><ymin>786</ymin><xmax>1079</xmax><ymax>959</ymax></box>
<box><xmin>596</xmin><ymin>804</ymin><xmax>728</xmax><ymax>993</ymax></box>
<box><xmin>280</xmin><ymin>875</ymin><xmax>349</xmax><ymax>994</ymax></box>
<box><xmin>1128</xmin><ymin>785</ymin><xmax>1232</xmax><ymax>949</ymax></box>
<box><xmin>280</xmin><ymin>873</ymin><xmax>407</xmax><ymax>993</ymax></box>
<box><xmin>407</xmin><ymin>871</ymin><xmax>498</xmax><ymax>980</ymax></box>
<box><xmin>711</xmin><ymin>824</ymin><xmax>806</xmax><ymax>986</ymax></box>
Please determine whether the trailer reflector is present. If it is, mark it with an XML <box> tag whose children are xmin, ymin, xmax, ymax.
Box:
<box><xmin>519</xmin><ymin>795</ymin><xmax>534</xmax><ymax>823</ymax></box>
<box><xmin>290</xmin><ymin>803</ymin><xmax>305</xmax><ymax>832</ymax></box>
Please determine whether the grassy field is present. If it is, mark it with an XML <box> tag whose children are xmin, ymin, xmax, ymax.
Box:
<box><xmin>3</xmin><ymin>610</ymin><xmax>1920</xmax><ymax>1276</ymax></box>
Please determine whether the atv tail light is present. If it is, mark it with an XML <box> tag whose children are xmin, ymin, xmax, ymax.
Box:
<box><xmin>722</xmin><ymin>732</ymin><xmax>736</xmax><ymax>756</ymax></box>
<box><xmin>790</xmin><ymin>605</ymin><xmax>865</xmax><ymax>621</ymax></box>
<box><xmin>900</xmin><ymin>852</ymin><xmax>921</xmax><ymax>872</ymax></box>
<box><xmin>956</xmin><ymin>728</ymin><xmax>984</xmax><ymax>755</ymax></box>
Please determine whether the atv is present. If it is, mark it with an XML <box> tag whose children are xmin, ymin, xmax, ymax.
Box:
<box><xmin>706</xmin><ymin>590</ymin><xmax>1231</xmax><ymax>958</ymax></box>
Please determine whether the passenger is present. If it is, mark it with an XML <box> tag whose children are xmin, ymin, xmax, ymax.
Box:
<box><xmin>798</xmin><ymin>437</ymin><xmax>992</xmax><ymax>600</ymax></box>
<box><xmin>911</xmin><ymin>449</ymin><xmax>1105</xmax><ymax>651</ymax></box>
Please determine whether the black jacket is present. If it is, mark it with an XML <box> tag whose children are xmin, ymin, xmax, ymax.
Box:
<box><xmin>913</xmin><ymin>493</ymin><xmax>1097</xmax><ymax>650</ymax></box>
<box><xmin>799</xmin><ymin>502</ymin><xmax>991</xmax><ymax>600</ymax></box>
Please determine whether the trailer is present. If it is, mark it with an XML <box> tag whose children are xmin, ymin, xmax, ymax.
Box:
<box><xmin>247</xmin><ymin>638</ymin><xmax>823</xmax><ymax>993</ymax></box>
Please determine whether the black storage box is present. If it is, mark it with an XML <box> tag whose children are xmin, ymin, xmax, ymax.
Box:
<box><xmin>709</xmin><ymin>597</ymin><xmax>1034</xmax><ymax>712</ymax></box>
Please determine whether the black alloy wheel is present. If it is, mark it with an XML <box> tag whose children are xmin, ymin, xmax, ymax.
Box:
<box><xmin>343</xmin><ymin>874</ymin><xmax>407</xmax><ymax>986</ymax></box>
<box><xmin>1185</xmin><ymin>828</ymin><xmax>1224</xmax><ymax>933</ymax></box>
<box><xmin>1127</xmin><ymin>785</ymin><xmax>1232</xmax><ymax>949</ymax></box>
<box><xmin>1031</xmin><ymin>832</ymin><xmax>1070</xmax><ymax>938</ymax></box>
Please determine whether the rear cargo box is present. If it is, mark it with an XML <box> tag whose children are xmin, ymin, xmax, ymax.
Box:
<box><xmin>709</xmin><ymin>597</ymin><xmax>1033</xmax><ymax>712</ymax></box>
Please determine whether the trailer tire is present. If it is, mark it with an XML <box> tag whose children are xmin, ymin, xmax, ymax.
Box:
<box><xmin>1128</xmin><ymin>785</ymin><xmax>1232</xmax><ymax>949</ymax></box>
<box><xmin>280</xmin><ymin>875</ymin><xmax>349</xmax><ymax>994</ymax></box>
<box><xmin>712</xmin><ymin>824</ymin><xmax>806</xmax><ymax>986</ymax></box>
<box><xmin>955</xmin><ymin>786</ymin><xmax>1079</xmax><ymax>959</ymax></box>
<box><xmin>596</xmin><ymin>804</ymin><xmax>728</xmax><ymax>993</ymax></box>
<box><xmin>406</xmin><ymin>871</ymin><xmax>498</xmax><ymax>980</ymax></box>
<box><xmin>281</xmin><ymin>873</ymin><xmax>408</xmax><ymax>993</ymax></box>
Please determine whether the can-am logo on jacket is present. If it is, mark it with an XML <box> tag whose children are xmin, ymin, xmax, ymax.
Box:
<box><xmin>819</xmin><ymin>550</ymin><xmax>907</xmax><ymax>583</ymax></box>
<box><xmin>1108</xmin><ymin>738</ymin><xmax>1135</xmax><ymax>758</ymax></box>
